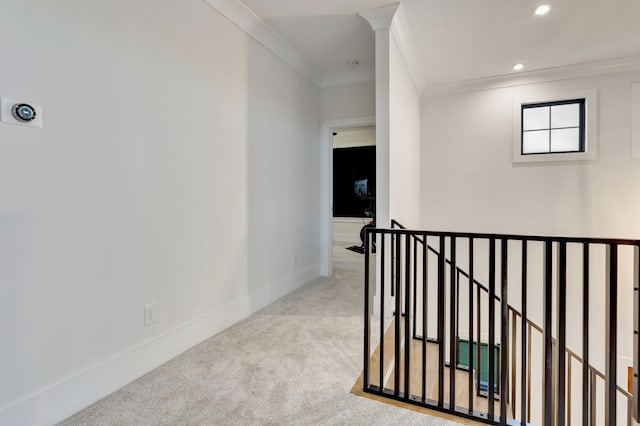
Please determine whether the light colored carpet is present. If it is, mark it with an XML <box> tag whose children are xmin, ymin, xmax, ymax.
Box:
<box><xmin>61</xmin><ymin>243</ymin><xmax>463</xmax><ymax>425</ymax></box>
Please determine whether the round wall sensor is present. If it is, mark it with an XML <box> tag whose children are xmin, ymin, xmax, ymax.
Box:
<box><xmin>12</xmin><ymin>103</ymin><xmax>37</xmax><ymax>122</ymax></box>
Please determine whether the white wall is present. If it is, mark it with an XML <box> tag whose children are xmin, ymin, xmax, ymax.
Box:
<box><xmin>0</xmin><ymin>1</ymin><xmax>321</xmax><ymax>424</ymax></box>
<box><xmin>421</xmin><ymin>71</ymin><xmax>640</xmax><ymax>238</ymax></box>
<box><xmin>332</xmin><ymin>126</ymin><xmax>376</xmax><ymax>148</ymax></box>
<box><xmin>388</xmin><ymin>27</ymin><xmax>421</xmax><ymax>228</ymax></box>
<box><xmin>320</xmin><ymin>80</ymin><xmax>375</xmax><ymax>123</ymax></box>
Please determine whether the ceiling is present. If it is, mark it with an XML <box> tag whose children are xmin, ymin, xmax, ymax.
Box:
<box><xmin>240</xmin><ymin>0</ymin><xmax>640</xmax><ymax>89</ymax></box>
<box><xmin>241</xmin><ymin>0</ymin><xmax>391</xmax><ymax>75</ymax></box>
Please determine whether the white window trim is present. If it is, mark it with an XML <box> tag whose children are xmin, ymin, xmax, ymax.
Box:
<box><xmin>513</xmin><ymin>88</ymin><xmax>598</xmax><ymax>163</ymax></box>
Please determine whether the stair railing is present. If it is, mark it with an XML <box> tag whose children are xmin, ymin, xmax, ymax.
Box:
<box><xmin>363</xmin><ymin>222</ymin><xmax>640</xmax><ymax>426</ymax></box>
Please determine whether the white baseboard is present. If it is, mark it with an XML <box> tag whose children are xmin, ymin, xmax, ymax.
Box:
<box><xmin>0</xmin><ymin>264</ymin><xmax>320</xmax><ymax>426</ymax></box>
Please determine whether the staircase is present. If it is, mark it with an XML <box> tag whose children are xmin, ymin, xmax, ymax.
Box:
<box><xmin>368</xmin><ymin>317</ymin><xmax>506</xmax><ymax>416</ymax></box>
<box><xmin>362</xmin><ymin>221</ymin><xmax>640</xmax><ymax>426</ymax></box>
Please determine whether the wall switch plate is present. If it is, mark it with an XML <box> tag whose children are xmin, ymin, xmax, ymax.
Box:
<box><xmin>144</xmin><ymin>303</ymin><xmax>156</xmax><ymax>327</ymax></box>
<box><xmin>0</xmin><ymin>97</ymin><xmax>43</xmax><ymax>128</ymax></box>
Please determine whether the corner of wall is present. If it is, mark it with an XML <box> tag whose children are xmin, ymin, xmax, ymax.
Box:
<box><xmin>389</xmin><ymin>4</ymin><xmax>425</xmax><ymax>96</ymax></box>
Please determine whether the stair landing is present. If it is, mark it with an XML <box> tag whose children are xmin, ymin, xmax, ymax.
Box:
<box><xmin>365</xmin><ymin>318</ymin><xmax>511</xmax><ymax>420</ymax></box>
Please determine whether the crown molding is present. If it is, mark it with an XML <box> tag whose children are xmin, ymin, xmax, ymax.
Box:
<box><xmin>421</xmin><ymin>55</ymin><xmax>640</xmax><ymax>98</ymax></box>
<box><xmin>359</xmin><ymin>3</ymin><xmax>399</xmax><ymax>32</ymax></box>
<box><xmin>203</xmin><ymin>0</ymin><xmax>323</xmax><ymax>87</ymax></box>
<box><xmin>321</xmin><ymin>66</ymin><xmax>375</xmax><ymax>88</ymax></box>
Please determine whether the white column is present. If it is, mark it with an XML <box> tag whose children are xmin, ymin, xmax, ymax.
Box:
<box><xmin>359</xmin><ymin>3</ymin><xmax>399</xmax><ymax>318</ymax></box>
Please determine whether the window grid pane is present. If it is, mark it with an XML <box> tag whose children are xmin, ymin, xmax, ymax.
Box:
<box><xmin>551</xmin><ymin>103</ymin><xmax>580</xmax><ymax>128</ymax></box>
<box><xmin>522</xmin><ymin>130</ymin><xmax>550</xmax><ymax>154</ymax></box>
<box><xmin>550</xmin><ymin>128</ymin><xmax>581</xmax><ymax>152</ymax></box>
<box><xmin>523</xmin><ymin>106</ymin><xmax>550</xmax><ymax>131</ymax></box>
<box><xmin>521</xmin><ymin>99</ymin><xmax>584</xmax><ymax>155</ymax></box>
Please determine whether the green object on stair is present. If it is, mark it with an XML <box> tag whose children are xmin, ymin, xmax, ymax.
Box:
<box><xmin>457</xmin><ymin>338</ymin><xmax>499</xmax><ymax>394</ymax></box>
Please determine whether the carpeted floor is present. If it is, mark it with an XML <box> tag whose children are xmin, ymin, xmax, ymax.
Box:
<box><xmin>60</xmin><ymin>243</ymin><xmax>463</xmax><ymax>425</ymax></box>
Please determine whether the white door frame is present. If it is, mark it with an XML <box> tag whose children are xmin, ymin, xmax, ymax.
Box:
<box><xmin>320</xmin><ymin>116</ymin><xmax>376</xmax><ymax>277</ymax></box>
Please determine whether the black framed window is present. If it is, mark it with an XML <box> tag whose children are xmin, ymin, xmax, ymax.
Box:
<box><xmin>521</xmin><ymin>98</ymin><xmax>585</xmax><ymax>155</ymax></box>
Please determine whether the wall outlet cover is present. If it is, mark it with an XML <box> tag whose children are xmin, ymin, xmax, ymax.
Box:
<box><xmin>144</xmin><ymin>303</ymin><xmax>156</xmax><ymax>327</ymax></box>
<box><xmin>0</xmin><ymin>97</ymin><xmax>43</xmax><ymax>128</ymax></box>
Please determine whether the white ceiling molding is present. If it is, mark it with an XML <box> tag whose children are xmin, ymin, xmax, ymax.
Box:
<box><xmin>203</xmin><ymin>0</ymin><xmax>323</xmax><ymax>86</ymax></box>
<box><xmin>390</xmin><ymin>4</ymin><xmax>425</xmax><ymax>95</ymax></box>
<box><xmin>422</xmin><ymin>55</ymin><xmax>640</xmax><ymax>98</ymax></box>
<box><xmin>321</xmin><ymin>65</ymin><xmax>375</xmax><ymax>88</ymax></box>
<box><xmin>358</xmin><ymin>2</ymin><xmax>400</xmax><ymax>32</ymax></box>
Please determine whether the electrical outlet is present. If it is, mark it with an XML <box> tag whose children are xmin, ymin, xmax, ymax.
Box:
<box><xmin>144</xmin><ymin>303</ymin><xmax>156</xmax><ymax>327</ymax></box>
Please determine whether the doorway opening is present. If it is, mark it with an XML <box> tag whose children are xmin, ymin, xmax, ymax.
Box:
<box><xmin>321</xmin><ymin>116</ymin><xmax>375</xmax><ymax>277</ymax></box>
<box><xmin>331</xmin><ymin>125</ymin><xmax>376</xmax><ymax>266</ymax></box>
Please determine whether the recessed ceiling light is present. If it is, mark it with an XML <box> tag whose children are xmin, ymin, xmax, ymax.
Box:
<box><xmin>513</xmin><ymin>63</ymin><xmax>524</xmax><ymax>71</ymax></box>
<box><xmin>534</xmin><ymin>4</ymin><xmax>551</xmax><ymax>16</ymax></box>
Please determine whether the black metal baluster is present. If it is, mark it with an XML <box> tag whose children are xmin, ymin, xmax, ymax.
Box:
<box><xmin>477</xmin><ymin>284</ymin><xmax>481</xmax><ymax>409</ymax></box>
<box><xmin>634</xmin><ymin>244</ymin><xmax>640</xmax><ymax>422</ymax></box>
<box><xmin>468</xmin><ymin>238</ymin><xmax>474</xmax><ymax>414</ymax></box>
<box><xmin>450</xmin><ymin>237</ymin><xmax>457</xmax><ymax>410</ymax></box>
<box><xmin>605</xmin><ymin>244</ymin><xmax>617</xmax><ymax>426</ymax></box>
<box><xmin>582</xmin><ymin>243</ymin><xmax>589</xmax><ymax>426</ymax></box>
<box><xmin>511</xmin><ymin>310</ymin><xmax>517</xmax><ymax>420</ymax></box>
<box><xmin>379</xmin><ymin>234</ymin><xmax>386</xmax><ymax>391</ymax></box>
<box><xmin>364</xmin><ymin>229</ymin><xmax>371</xmax><ymax>389</ymax></box>
<box><xmin>500</xmin><ymin>239</ymin><xmax>509</xmax><ymax>423</ymax></box>
<box><xmin>422</xmin><ymin>234</ymin><xmax>428</xmax><ymax>403</ymax></box>
<box><xmin>413</xmin><ymin>238</ymin><xmax>418</xmax><ymax>339</ymax></box>
<box><xmin>522</xmin><ymin>240</ymin><xmax>528</xmax><ymax>426</ymax></box>
<box><xmin>543</xmin><ymin>240</ymin><xmax>553</xmax><ymax>426</ymax></box>
<box><xmin>456</xmin><ymin>269</ymin><xmax>460</xmax><ymax>346</ymax></box>
<box><xmin>558</xmin><ymin>241</ymin><xmax>567</xmax><ymax>426</ymax></box>
<box><xmin>489</xmin><ymin>238</ymin><xmax>496</xmax><ymax>421</ymax></box>
<box><xmin>391</xmin><ymin>234</ymin><xmax>395</xmax><ymax>297</ymax></box>
<box><xmin>404</xmin><ymin>235</ymin><xmax>411</xmax><ymax>399</ymax></box>
<box><xmin>438</xmin><ymin>236</ymin><xmax>446</xmax><ymax>408</ymax></box>
<box><xmin>528</xmin><ymin>325</ymin><xmax>532</xmax><ymax>424</ymax></box>
<box><xmin>394</xmin><ymin>233</ymin><xmax>401</xmax><ymax>395</ymax></box>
